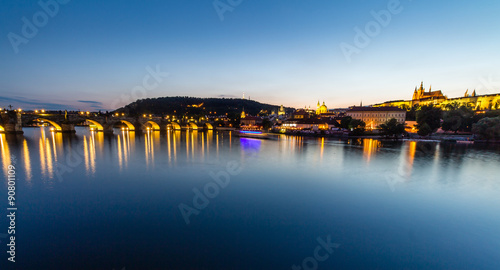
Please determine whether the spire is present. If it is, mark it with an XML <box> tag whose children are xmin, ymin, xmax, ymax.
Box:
<box><xmin>464</xmin><ymin>89</ymin><xmax>468</xmax><ymax>97</ymax></box>
<box><xmin>420</xmin><ymin>81</ymin><xmax>424</xmax><ymax>91</ymax></box>
<box><xmin>242</xmin><ymin>92</ymin><xmax>245</xmax><ymax>99</ymax></box>
<box><xmin>317</xmin><ymin>100</ymin><xmax>320</xmax><ymax>106</ymax></box>
<box><xmin>360</xmin><ymin>100</ymin><xmax>363</xmax><ymax>107</ymax></box>
<box><xmin>472</xmin><ymin>89</ymin><xmax>476</xmax><ymax>97</ymax></box>
<box><xmin>429</xmin><ymin>85</ymin><xmax>432</xmax><ymax>92</ymax></box>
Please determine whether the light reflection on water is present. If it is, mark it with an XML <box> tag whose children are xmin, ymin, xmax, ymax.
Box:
<box><xmin>1</xmin><ymin>128</ymin><xmax>499</xmax><ymax>191</ymax></box>
<box><xmin>0</xmin><ymin>127</ymin><xmax>500</xmax><ymax>269</ymax></box>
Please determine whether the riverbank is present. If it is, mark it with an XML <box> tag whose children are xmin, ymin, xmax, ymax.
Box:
<box><xmin>266</xmin><ymin>130</ymin><xmax>495</xmax><ymax>143</ymax></box>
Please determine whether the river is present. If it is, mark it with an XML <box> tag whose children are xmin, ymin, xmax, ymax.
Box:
<box><xmin>1</xmin><ymin>127</ymin><xmax>499</xmax><ymax>269</ymax></box>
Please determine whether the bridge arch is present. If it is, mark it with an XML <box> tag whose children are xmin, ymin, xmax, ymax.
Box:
<box><xmin>85</xmin><ymin>119</ymin><xmax>104</xmax><ymax>131</ymax></box>
<box><xmin>168</xmin><ymin>122</ymin><xmax>181</xmax><ymax>130</ymax></box>
<box><xmin>187</xmin><ymin>122</ymin><xmax>198</xmax><ymax>130</ymax></box>
<box><xmin>144</xmin><ymin>121</ymin><xmax>160</xmax><ymax>130</ymax></box>
<box><xmin>0</xmin><ymin>125</ymin><xmax>4</xmax><ymax>132</ymax></box>
<box><xmin>118</xmin><ymin>120</ymin><xmax>135</xmax><ymax>131</ymax></box>
<box><xmin>36</xmin><ymin>118</ymin><xmax>62</xmax><ymax>131</ymax></box>
<box><xmin>203</xmin><ymin>123</ymin><xmax>214</xmax><ymax>130</ymax></box>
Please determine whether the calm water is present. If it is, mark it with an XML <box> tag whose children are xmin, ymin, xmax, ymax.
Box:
<box><xmin>1</xmin><ymin>127</ymin><xmax>500</xmax><ymax>269</ymax></box>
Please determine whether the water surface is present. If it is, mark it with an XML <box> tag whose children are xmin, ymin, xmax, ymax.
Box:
<box><xmin>1</xmin><ymin>127</ymin><xmax>500</xmax><ymax>269</ymax></box>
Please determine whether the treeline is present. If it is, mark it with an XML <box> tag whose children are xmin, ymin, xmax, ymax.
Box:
<box><xmin>415</xmin><ymin>104</ymin><xmax>500</xmax><ymax>140</ymax></box>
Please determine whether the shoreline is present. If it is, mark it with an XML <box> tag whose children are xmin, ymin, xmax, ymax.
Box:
<box><xmin>266</xmin><ymin>130</ymin><xmax>500</xmax><ymax>144</ymax></box>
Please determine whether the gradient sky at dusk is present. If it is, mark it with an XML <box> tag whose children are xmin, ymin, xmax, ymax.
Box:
<box><xmin>1</xmin><ymin>0</ymin><xmax>500</xmax><ymax>111</ymax></box>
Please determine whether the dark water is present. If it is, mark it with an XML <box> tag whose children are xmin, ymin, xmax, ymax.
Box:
<box><xmin>1</xmin><ymin>127</ymin><xmax>500</xmax><ymax>269</ymax></box>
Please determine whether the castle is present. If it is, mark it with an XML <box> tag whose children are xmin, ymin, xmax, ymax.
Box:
<box><xmin>374</xmin><ymin>82</ymin><xmax>500</xmax><ymax>111</ymax></box>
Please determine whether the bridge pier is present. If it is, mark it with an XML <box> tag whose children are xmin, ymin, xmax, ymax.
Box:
<box><xmin>59</xmin><ymin>123</ymin><xmax>76</xmax><ymax>133</ymax></box>
<box><xmin>101</xmin><ymin>124</ymin><xmax>114</xmax><ymax>134</ymax></box>
<box><xmin>1</xmin><ymin>123</ymin><xmax>24</xmax><ymax>134</ymax></box>
<box><xmin>1</xmin><ymin>112</ymin><xmax>24</xmax><ymax>134</ymax></box>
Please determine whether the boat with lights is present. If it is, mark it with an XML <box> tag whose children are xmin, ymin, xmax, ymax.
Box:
<box><xmin>235</xmin><ymin>129</ymin><xmax>274</xmax><ymax>139</ymax></box>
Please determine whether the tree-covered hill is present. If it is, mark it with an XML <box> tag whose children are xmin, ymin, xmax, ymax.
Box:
<box><xmin>114</xmin><ymin>96</ymin><xmax>293</xmax><ymax>117</ymax></box>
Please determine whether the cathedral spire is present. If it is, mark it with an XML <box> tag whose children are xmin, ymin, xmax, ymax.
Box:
<box><xmin>472</xmin><ymin>89</ymin><xmax>476</xmax><ymax>97</ymax></box>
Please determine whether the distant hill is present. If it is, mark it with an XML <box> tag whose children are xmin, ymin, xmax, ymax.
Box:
<box><xmin>115</xmin><ymin>96</ymin><xmax>293</xmax><ymax>117</ymax></box>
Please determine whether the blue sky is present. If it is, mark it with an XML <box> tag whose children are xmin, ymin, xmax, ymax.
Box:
<box><xmin>1</xmin><ymin>0</ymin><xmax>499</xmax><ymax>111</ymax></box>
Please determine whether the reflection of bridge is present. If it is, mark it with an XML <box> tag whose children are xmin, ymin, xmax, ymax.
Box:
<box><xmin>0</xmin><ymin>112</ymin><xmax>214</xmax><ymax>134</ymax></box>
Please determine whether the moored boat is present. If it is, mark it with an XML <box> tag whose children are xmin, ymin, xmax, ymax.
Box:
<box><xmin>235</xmin><ymin>129</ymin><xmax>274</xmax><ymax>139</ymax></box>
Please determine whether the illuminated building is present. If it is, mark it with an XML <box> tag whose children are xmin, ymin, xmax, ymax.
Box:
<box><xmin>411</xmin><ymin>82</ymin><xmax>447</xmax><ymax>106</ymax></box>
<box><xmin>278</xmin><ymin>105</ymin><xmax>286</xmax><ymax>116</ymax></box>
<box><xmin>240</xmin><ymin>116</ymin><xmax>263</xmax><ymax>129</ymax></box>
<box><xmin>373</xmin><ymin>81</ymin><xmax>500</xmax><ymax>110</ymax></box>
<box><xmin>316</xmin><ymin>101</ymin><xmax>328</xmax><ymax>115</ymax></box>
<box><xmin>346</xmin><ymin>106</ymin><xmax>406</xmax><ymax>130</ymax></box>
<box><xmin>282</xmin><ymin>118</ymin><xmax>337</xmax><ymax>131</ymax></box>
<box><xmin>291</xmin><ymin>110</ymin><xmax>310</xmax><ymax>119</ymax></box>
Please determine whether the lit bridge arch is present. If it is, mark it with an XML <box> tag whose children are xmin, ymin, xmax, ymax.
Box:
<box><xmin>168</xmin><ymin>122</ymin><xmax>181</xmax><ymax>130</ymax></box>
<box><xmin>36</xmin><ymin>118</ymin><xmax>62</xmax><ymax>131</ymax></box>
<box><xmin>85</xmin><ymin>119</ymin><xmax>104</xmax><ymax>131</ymax></box>
<box><xmin>144</xmin><ymin>121</ymin><xmax>161</xmax><ymax>131</ymax></box>
<box><xmin>203</xmin><ymin>123</ymin><xmax>213</xmax><ymax>130</ymax></box>
<box><xmin>118</xmin><ymin>120</ymin><xmax>135</xmax><ymax>131</ymax></box>
<box><xmin>187</xmin><ymin>122</ymin><xmax>198</xmax><ymax>130</ymax></box>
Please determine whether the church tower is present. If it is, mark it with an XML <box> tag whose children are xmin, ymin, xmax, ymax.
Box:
<box><xmin>278</xmin><ymin>105</ymin><xmax>285</xmax><ymax>116</ymax></box>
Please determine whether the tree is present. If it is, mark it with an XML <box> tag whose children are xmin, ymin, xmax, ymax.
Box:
<box><xmin>340</xmin><ymin>116</ymin><xmax>352</xmax><ymax>129</ymax></box>
<box><xmin>417</xmin><ymin>122</ymin><xmax>432</xmax><ymax>136</ymax></box>
<box><xmin>443</xmin><ymin>101</ymin><xmax>461</xmax><ymax>111</ymax></box>
<box><xmin>261</xmin><ymin>119</ymin><xmax>272</xmax><ymax>130</ymax></box>
<box><xmin>378</xmin><ymin>118</ymin><xmax>405</xmax><ymax>138</ymax></box>
<box><xmin>442</xmin><ymin>106</ymin><xmax>474</xmax><ymax>133</ymax></box>
<box><xmin>472</xmin><ymin>116</ymin><xmax>500</xmax><ymax>141</ymax></box>
<box><xmin>406</xmin><ymin>105</ymin><xmax>419</xmax><ymax>121</ymax></box>
<box><xmin>416</xmin><ymin>105</ymin><xmax>442</xmax><ymax>135</ymax></box>
<box><xmin>400</xmin><ymin>104</ymin><xmax>410</xmax><ymax>111</ymax></box>
<box><xmin>348</xmin><ymin>119</ymin><xmax>366</xmax><ymax>135</ymax></box>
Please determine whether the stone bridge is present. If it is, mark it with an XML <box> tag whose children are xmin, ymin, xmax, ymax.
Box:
<box><xmin>0</xmin><ymin>112</ymin><xmax>214</xmax><ymax>134</ymax></box>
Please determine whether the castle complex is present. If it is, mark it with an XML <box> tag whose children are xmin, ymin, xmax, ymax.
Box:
<box><xmin>373</xmin><ymin>82</ymin><xmax>500</xmax><ymax>111</ymax></box>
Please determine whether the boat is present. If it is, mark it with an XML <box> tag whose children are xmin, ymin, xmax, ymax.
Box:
<box><xmin>235</xmin><ymin>129</ymin><xmax>274</xmax><ymax>140</ymax></box>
